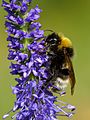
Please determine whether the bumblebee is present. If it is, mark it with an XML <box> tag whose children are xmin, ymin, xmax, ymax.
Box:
<box><xmin>45</xmin><ymin>32</ymin><xmax>76</xmax><ymax>95</ymax></box>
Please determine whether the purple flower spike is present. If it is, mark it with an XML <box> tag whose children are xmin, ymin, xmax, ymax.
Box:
<box><xmin>25</xmin><ymin>5</ymin><xmax>42</xmax><ymax>22</ymax></box>
<box><xmin>2</xmin><ymin>0</ymin><xmax>75</xmax><ymax>120</ymax></box>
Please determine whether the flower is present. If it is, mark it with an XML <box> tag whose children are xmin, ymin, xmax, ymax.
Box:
<box><xmin>2</xmin><ymin>0</ymin><xmax>75</xmax><ymax>120</ymax></box>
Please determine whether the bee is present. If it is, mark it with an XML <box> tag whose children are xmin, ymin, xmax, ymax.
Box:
<box><xmin>45</xmin><ymin>32</ymin><xmax>76</xmax><ymax>95</ymax></box>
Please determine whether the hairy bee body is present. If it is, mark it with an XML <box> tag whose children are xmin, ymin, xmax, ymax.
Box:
<box><xmin>45</xmin><ymin>32</ymin><xmax>75</xmax><ymax>95</ymax></box>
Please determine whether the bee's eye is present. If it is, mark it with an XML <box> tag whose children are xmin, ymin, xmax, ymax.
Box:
<box><xmin>50</xmin><ymin>38</ymin><xmax>57</xmax><ymax>45</ymax></box>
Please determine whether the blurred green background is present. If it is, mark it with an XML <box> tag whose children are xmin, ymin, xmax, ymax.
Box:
<box><xmin>0</xmin><ymin>0</ymin><xmax>90</xmax><ymax>119</ymax></box>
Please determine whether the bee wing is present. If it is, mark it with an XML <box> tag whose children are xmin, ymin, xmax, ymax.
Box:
<box><xmin>64</xmin><ymin>49</ymin><xmax>76</xmax><ymax>95</ymax></box>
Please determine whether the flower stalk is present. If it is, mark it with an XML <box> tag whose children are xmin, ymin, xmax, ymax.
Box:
<box><xmin>2</xmin><ymin>0</ymin><xmax>75</xmax><ymax>120</ymax></box>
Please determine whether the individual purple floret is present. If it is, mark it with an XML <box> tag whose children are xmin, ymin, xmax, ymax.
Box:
<box><xmin>2</xmin><ymin>0</ymin><xmax>75</xmax><ymax>120</ymax></box>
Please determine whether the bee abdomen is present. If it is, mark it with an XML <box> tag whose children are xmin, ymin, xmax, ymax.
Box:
<box><xmin>61</xmin><ymin>68</ymin><xmax>69</xmax><ymax>76</ymax></box>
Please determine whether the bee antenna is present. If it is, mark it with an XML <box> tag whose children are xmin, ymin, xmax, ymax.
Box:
<box><xmin>44</xmin><ymin>29</ymin><xmax>54</xmax><ymax>33</ymax></box>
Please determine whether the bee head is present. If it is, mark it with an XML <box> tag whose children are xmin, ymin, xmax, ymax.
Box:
<box><xmin>46</xmin><ymin>33</ymin><xmax>61</xmax><ymax>53</ymax></box>
<box><xmin>46</xmin><ymin>32</ymin><xmax>74</xmax><ymax>57</ymax></box>
<box><xmin>46</xmin><ymin>33</ymin><xmax>59</xmax><ymax>45</ymax></box>
<box><xmin>46</xmin><ymin>32</ymin><xmax>73</xmax><ymax>49</ymax></box>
